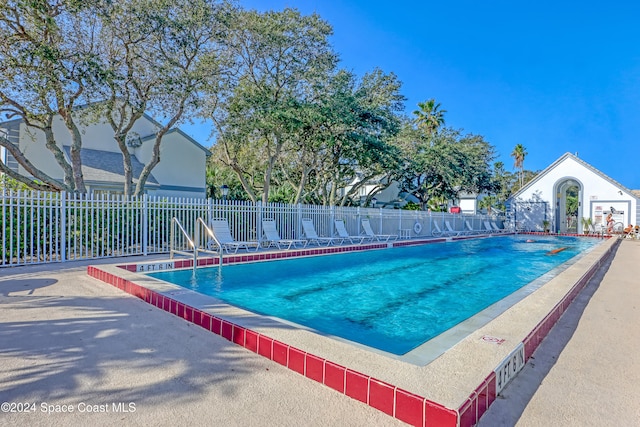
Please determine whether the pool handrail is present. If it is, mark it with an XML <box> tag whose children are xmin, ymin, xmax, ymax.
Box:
<box><xmin>170</xmin><ymin>217</ymin><xmax>197</xmax><ymax>269</ymax></box>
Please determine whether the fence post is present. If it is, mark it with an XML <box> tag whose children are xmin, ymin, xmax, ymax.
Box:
<box><xmin>257</xmin><ymin>201</ymin><xmax>263</xmax><ymax>244</ymax></box>
<box><xmin>142</xmin><ymin>194</ymin><xmax>148</xmax><ymax>256</ymax></box>
<box><xmin>60</xmin><ymin>191</ymin><xmax>67</xmax><ymax>262</ymax></box>
<box><xmin>330</xmin><ymin>205</ymin><xmax>335</xmax><ymax>237</ymax></box>
<box><xmin>297</xmin><ymin>203</ymin><xmax>302</xmax><ymax>239</ymax></box>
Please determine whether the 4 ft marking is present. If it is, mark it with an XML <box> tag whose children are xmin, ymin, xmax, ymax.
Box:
<box><xmin>495</xmin><ymin>343</ymin><xmax>525</xmax><ymax>394</ymax></box>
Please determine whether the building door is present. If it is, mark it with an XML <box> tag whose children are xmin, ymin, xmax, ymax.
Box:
<box><xmin>554</xmin><ymin>179</ymin><xmax>582</xmax><ymax>233</ymax></box>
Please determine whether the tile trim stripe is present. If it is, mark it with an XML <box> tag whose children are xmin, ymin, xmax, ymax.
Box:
<box><xmin>87</xmin><ymin>262</ymin><xmax>456</xmax><ymax>426</ymax></box>
<box><xmin>455</xmin><ymin>237</ymin><xmax>619</xmax><ymax>426</ymax></box>
<box><xmin>88</xmin><ymin>235</ymin><xmax>616</xmax><ymax>427</ymax></box>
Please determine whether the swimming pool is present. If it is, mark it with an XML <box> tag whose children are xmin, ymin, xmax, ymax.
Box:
<box><xmin>148</xmin><ymin>235</ymin><xmax>599</xmax><ymax>355</ymax></box>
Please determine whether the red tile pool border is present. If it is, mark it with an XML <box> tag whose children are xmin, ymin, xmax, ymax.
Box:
<box><xmin>87</xmin><ymin>236</ymin><xmax>616</xmax><ymax>427</ymax></box>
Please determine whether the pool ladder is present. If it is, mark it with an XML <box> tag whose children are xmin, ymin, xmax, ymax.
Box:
<box><xmin>170</xmin><ymin>217</ymin><xmax>223</xmax><ymax>271</ymax></box>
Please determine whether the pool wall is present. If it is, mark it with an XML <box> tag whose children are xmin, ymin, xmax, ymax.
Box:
<box><xmin>87</xmin><ymin>233</ymin><xmax>615</xmax><ymax>427</ymax></box>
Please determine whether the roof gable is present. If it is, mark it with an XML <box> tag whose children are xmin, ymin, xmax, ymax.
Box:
<box><xmin>137</xmin><ymin>123</ymin><xmax>211</xmax><ymax>156</ymax></box>
<box><xmin>1</xmin><ymin>104</ymin><xmax>211</xmax><ymax>156</ymax></box>
<box><xmin>510</xmin><ymin>152</ymin><xmax>639</xmax><ymax>200</ymax></box>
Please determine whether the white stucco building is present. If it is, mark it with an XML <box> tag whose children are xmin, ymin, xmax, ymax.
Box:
<box><xmin>1</xmin><ymin>112</ymin><xmax>210</xmax><ymax>197</ymax></box>
<box><xmin>507</xmin><ymin>152</ymin><xmax>639</xmax><ymax>233</ymax></box>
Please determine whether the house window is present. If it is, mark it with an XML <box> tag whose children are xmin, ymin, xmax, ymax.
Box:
<box><xmin>0</xmin><ymin>127</ymin><xmax>20</xmax><ymax>173</ymax></box>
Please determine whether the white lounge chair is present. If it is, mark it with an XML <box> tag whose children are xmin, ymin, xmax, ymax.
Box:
<box><xmin>431</xmin><ymin>222</ymin><xmax>444</xmax><ymax>237</ymax></box>
<box><xmin>262</xmin><ymin>219</ymin><xmax>307</xmax><ymax>250</ymax></box>
<box><xmin>301</xmin><ymin>218</ymin><xmax>342</xmax><ymax>246</ymax></box>
<box><xmin>361</xmin><ymin>218</ymin><xmax>397</xmax><ymax>242</ymax></box>
<box><xmin>483</xmin><ymin>221</ymin><xmax>497</xmax><ymax>233</ymax></box>
<box><xmin>335</xmin><ymin>219</ymin><xmax>372</xmax><ymax>244</ymax></box>
<box><xmin>209</xmin><ymin>219</ymin><xmax>260</xmax><ymax>253</ymax></box>
<box><xmin>491</xmin><ymin>221</ymin><xmax>509</xmax><ymax>233</ymax></box>
<box><xmin>465</xmin><ymin>220</ymin><xmax>484</xmax><ymax>235</ymax></box>
<box><xmin>445</xmin><ymin>220</ymin><xmax>466</xmax><ymax>236</ymax></box>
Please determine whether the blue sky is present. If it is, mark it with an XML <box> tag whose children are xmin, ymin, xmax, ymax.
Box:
<box><xmin>185</xmin><ymin>0</ymin><xmax>640</xmax><ymax>189</ymax></box>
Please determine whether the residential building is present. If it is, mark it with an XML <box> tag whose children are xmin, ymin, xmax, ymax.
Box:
<box><xmin>1</xmin><ymin>112</ymin><xmax>210</xmax><ymax>197</ymax></box>
<box><xmin>507</xmin><ymin>152</ymin><xmax>639</xmax><ymax>233</ymax></box>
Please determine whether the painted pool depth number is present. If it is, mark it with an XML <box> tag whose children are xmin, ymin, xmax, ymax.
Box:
<box><xmin>136</xmin><ymin>262</ymin><xmax>174</xmax><ymax>272</ymax></box>
<box><xmin>494</xmin><ymin>343</ymin><xmax>525</xmax><ymax>394</ymax></box>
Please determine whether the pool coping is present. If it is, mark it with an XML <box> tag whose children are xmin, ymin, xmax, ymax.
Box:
<box><xmin>87</xmin><ymin>233</ymin><xmax>616</xmax><ymax>427</ymax></box>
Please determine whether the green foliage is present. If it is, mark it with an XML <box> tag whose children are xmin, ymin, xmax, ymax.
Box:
<box><xmin>1</xmin><ymin>198</ymin><xmax>57</xmax><ymax>263</ymax></box>
<box><xmin>565</xmin><ymin>186</ymin><xmax>579</xmax><ymax>216</ymax></box>
<box><xmin>402</xmin><ymin>201</ymin><xmax>421</xmax><ymax>210</ymax></box>
<box><xmin>1</xmin><ymin>175</ymin><xmax>33</xmax><ymax>192</ymax></box>
<box><xmin>412</xmin><ymin>99</ymin><xmax>446</xmax><ymax>134</ymax></box>
<box><xmin>0</xmin><ymin>192</ymin><xmax>213</xmax><ymax>262</ymax></box>
<box><xmin>3</xmin><ymin>2</ymin><xmax>516</xmax><ymax>210</ymax></box>
<box><xmin>1</xmin><ymin>0</ymin><xmax>236</xmax><ymax>195</ymax></box>
<box><xmin>268</xmin><ymin>184</ymin><xmax>297</xmax><ymax>204</ymax></box>
<box><xmin>395</xmin><ymin>124</ymin><xmax>496</xmax><ymax>210</ymax></box>
<box><xmin>212</xmin><ymin>10</ymin><xmax>404</xmax><ymax>206</ymax></box>
<box><xmin>478</xmin><ymin>195</ymin><xmax>504</xmax><ymax>213</ymax></box>
<box><xmin>511</xmin><ymin>144</ymin><xmax>528</xmax><ymax>188</ymax></box>
<box><xmin>206</xmin><ymin>159</ymin><xmax>250</xmax><ymax>201</ymax></box>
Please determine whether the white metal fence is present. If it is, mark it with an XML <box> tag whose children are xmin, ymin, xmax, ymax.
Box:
<box><xmin>1</xmin><ymin>190</ymin><xmax>505</xmax><ymax>267</ymax></box>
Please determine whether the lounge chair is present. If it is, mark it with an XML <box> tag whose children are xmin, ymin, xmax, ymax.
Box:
<box><xmin>445</xmin><ymin>220</ymin><xmax>467</xmax><ymax>236</ymax></box>
<box><xmin>334</xmin><ymin>219</ymin><xmax>372</xmax><ymax>244</ymax></box>
<box><xmin>361</xmin><ymin>218</ymin><xmax>397</xmax><ymax>242</ymax></box>
<box><xmin>209</xmin><ymin>219</ymin><xmax>260</xmax><ymax>253</ymax></box>
<box><xmin>491</xmin><ymin>221</ymin><xmax>509</xmax><ymax>233</ymax></box>
<box><xmin>483</xmin><ymin>221</ymin><xmax>496</xmax><ymax>233</ymax></box>
<box><xmin>465</xmin><ymin>220</ymin><xmax>484</xmax><ymax>235</ymax></box>
<box><xmin>262</xmin><ymin>219</ymin><xmax>307</xmax><ymax>250</ymax></box>
<box><xmin>431</xmin><ymin>221</ymin><xmax>444</xmax><ymax>237</ymax></box>
<box><xmin>301</xmin><ymin>218</ymin><xmax>343</xmax><ymax>246</ymax></box>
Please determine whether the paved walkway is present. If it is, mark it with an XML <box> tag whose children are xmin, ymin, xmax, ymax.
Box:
<box><xmin>479</xmin><ymin>238</ymin><xmax>640</xmax><ymax>426</ymax></box>
<box><xmin>0</xmin><ymin>256</ymin><xmax>401</xmax><ymax>427</ymax></box>
<box><xmin>1</xmin><ymin>240</ymin><xmax>638</xmax><ymax>426</ymax></box>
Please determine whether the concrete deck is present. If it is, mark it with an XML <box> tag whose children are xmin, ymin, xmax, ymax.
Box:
<box><xmin>479</xmin><ymin>238</ymin><xmax>640</xmax><ymax>426</ymax></box>
<box><xmin>1</xmin><ymin>238</ymin><xmax>637</xmax><ymax>426</ymax></box>
<box><xmin>0</xmin><ymin>256</ymin><xmax>402</xmax><ymax>426</ymax></box>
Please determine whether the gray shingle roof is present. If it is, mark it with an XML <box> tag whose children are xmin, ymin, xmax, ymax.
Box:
<box><xmin>63</xmin><ymin>147</ymin><xmax>159</xmax><ymax>186</ymax></box>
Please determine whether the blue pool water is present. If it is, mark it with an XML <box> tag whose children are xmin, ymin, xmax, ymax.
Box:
<box><xmin>148</xmin><ymin>235</ymin><xmax>600</xmax><ymax>355</ymax></box>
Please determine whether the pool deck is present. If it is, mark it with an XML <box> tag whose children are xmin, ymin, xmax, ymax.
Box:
<box><xmin>1</xmin><ymin>236</ymin><xmax>637</xmax><ymax>426</ymax></box>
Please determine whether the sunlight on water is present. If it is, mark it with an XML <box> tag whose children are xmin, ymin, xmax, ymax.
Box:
<box><xmin>149</xmin><ymin>235</ymin><xmax>600</xmax><ymax>355</ymax></box>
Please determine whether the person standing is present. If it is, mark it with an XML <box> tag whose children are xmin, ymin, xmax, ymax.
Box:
<box><xmin>606</xmin><ymin>213</ymin><xmax>614</xmax><ymax>233</ymax></box>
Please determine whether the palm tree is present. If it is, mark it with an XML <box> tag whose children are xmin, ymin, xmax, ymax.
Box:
<box><xmin>412</xmin><ymin>99</ymin><xmax>446</xmax><ymax>134</ymax></box>
<box><xmin>510</xmin><ymin>144</ymin><xmax>527</xmax><ymax>188</ymax></box>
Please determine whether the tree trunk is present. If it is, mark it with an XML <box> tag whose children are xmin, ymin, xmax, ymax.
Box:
<box><xmin>106</xmin><ymin>98</ymin><xmax>146</xmax><ymax>196</ymax></box>
<box><xmin>262</xmin><ymin>134</ymin><xmax>284</xmax><ymax>204</ymax></box>
<box><xmin>135</xmin><ymin>102</ymin><xmax>185</xmax><ymax>197</ymax></box>
<box><xmin>292</xmin><ymin>166</ymin><xmax>309</xmax><ymax>205</ymax></box>
<box><xmin>115</xmin><ymin>134</ymin><xmax>134</xmax><ymax>196</ymax></box>
<box><xmin>42</xmin><ymin>126</ymin><xmax>75</xmax><ymax>191</ymax></box>
<box><xmin>135</xmin><ymin>130</ymin><xmax>163</xmax><ymax>197</ymax></box>
<box><xmin>0</xmin><ymin>137</ymin><xmax>62</xmax><ymax>191</ymax></box>
<box><xmin>59</xmin><ymin>114</ymin><xmax>86</xmax><ymax>193</ymax></box>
